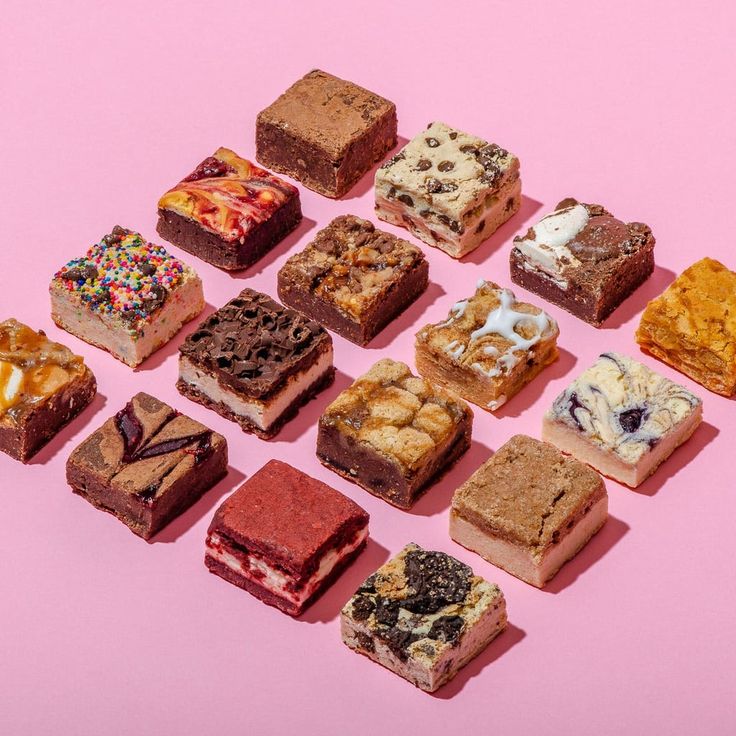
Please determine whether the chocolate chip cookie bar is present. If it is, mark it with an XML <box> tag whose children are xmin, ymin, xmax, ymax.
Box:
<box><xmin>256</xmin><ymin>70</ymin><xmax>397</xmax><ymax>198</ymax></box>
<box><xmin>542</xmin><ymin>352</ymin><xmax>702</xmax><ymax>487</ymax></box>
<box><xmin>316</xmin><ymin>359</ymin><xmax>472</xmax><ymax>509</ymax></box>
<box><xmin>0</xmin><ymin>319</ymin><xmax>96</xmax><ymax>462</ymax></box>
<box><xmin>157</xmin><ymin>147</ymin><xmax>301</xmax><ymax>270</ymax></box>
<box><xmin>415</xmin><ymin>280</ymin><xmax>559</xmax><ymax>411</ymax></box>
<box><xmin>177</xmin><ymin>289</ymin><xmax>334</xmax><ymax>439</ymax></box>
<box><xmin>67</xmin><ymin>392</ymin><xmax>227</xmax><ymax>539</ymax></box>
<box><xmin>636</xmin><ymin>258</ymin><xmax>736</xmax><ymax>395</ymax></box>
<box><xmin>341</xmin><ymin>543</ymin><xmax>507</xmax><ymax>692</ymax></box>
<box><xmin>450</xmin><ymin>435</ymin><xmax>607</xmax><ymax>588</ymax></box>
<box><xmin>277</xmin><ymin>215</ymin><xmax>429</xmax><ymax>346</ymax></box>
<box><xmin>50</xmin><ymin>226</ymin><xmax>204</xmax><ymax>367</ymax></box>
<box><xmin>205</xmin><ymin>459</ymin><xmax>369</xmax><ymax>616</ymax></box>
<box><xmin>510</xmin><ymin>198</ymin><xmax>655</xmax><ymax>326</ymax></box>
<box><xmin>374</xmin><ymin>122</ymin><xmax>521</xmax><ymax>258</ymax></box>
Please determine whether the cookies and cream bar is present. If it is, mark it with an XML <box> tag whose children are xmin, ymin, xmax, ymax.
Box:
<box><xmin>510</xmin><ymin>198</ymin><xmax>655</xmax><ymax>326</ymax></box>
<box><xmin>50</xmin><ymin>226</ymin><xmax>204</xmax><ymax>367</ymax></box>
<box><xmin>450</xmin><ymin>435</ymin><xmax>608</xmax><ymax>588</ymax></box>
<box><xmin>341</xmin><ymin>543</ymin><xmax>507</xmax><ymax>692</ymax></box>
<box><xmin>415</xmin><ymin>280</ymin><xmax>558</xmax><ymax>411</ymax></box>
<box><xmin>542</xmin><ymin>352</ymin><xmax>702</xmax><ymax>487</ymax></box>
<box><xmin>177</xmin><ymin>289</ymin><xmax>334</xmax><ymax>439</ymax></box>
<box><xmin>157</xmin><ymin>147</ymin><xmax>301</xmax><ymax>270</ymax></box>
<box><xmin>375</xmin><ymin>121</ymin><xmax>521</xmax><ymax>258</ymax></box>
<box><xmin>0</xmin><ymin>319</ymin><xmax>96</xmax><ymax>462</ymax></box>
<box><xmin>205</xmin><ymin>460</ymin><xmax>369</xmax><ymax>616</ymax></box>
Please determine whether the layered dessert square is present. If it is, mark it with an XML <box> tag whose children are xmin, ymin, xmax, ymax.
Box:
<box><xmin>205</xmin><ymin>459</ymin><xmax>369</xmax><ymax>616</ymax></box>
<box><xmin>415</xmin><ymin>280</ymin><xmax>559</xmax><ymax>411</ymax></box>
<box><xmin>256</xmin><ymin>69</ymin><xmax>397</xmax><ymax>198</ymax></box>
<box><xmin>510</xmin><ymin>198</ymin><xmax>655</xmax><ymax>326</ymax></box>
<box><xmin>374</xmin><ymin>121</ymin><xmax>521</xmax><ymax>258</ymax></box>
<box><xmin>0</xmin><ymin>319</ymin><xmax>96</xmax><ymax>462</ymax></box>
<box><xmin>157</xmin><ymin>147</ymin><xmax>301</xmax><ymax>270</ymax></box>
<box><xmin>450</xmin><ymin>435</ymin><xmax>607</xmax><ymax>588</ymax></box>
<box><xmin>50</xmin><ymin>226</ymin><xmax>204</xmax><ymax>367</ymax></box>
<box><xmin>636</xmin><ymin>257</ymin><xmax>736</xmax><ymax>395</ymax></box>
<box><xmin>341</xmin><ymin>543</ymin><xmax>507</xmax><ymax>692</ymax></box>
<box><xmin>178</xmin><ymin>288</ymin><xmax>334</xmax><ymax>439</ymax></box>
<box><xmin>316</xmin><ymin>359</ymin><xmax>472</xmax><ymax>509</ymax></box>
<box><xmin>277</xmin><ymin>215</ymin><xmax>429</xmax><ymax>345</ymax></box>
<box><xmin>67</xmin><ymin>392</ymin><xmax>227</xmax><ymax>539</ymax></box>
<box><xmin>542</xmin><ymin>352</ymin><xmax>702</xmax><ymax>487</ymax></box>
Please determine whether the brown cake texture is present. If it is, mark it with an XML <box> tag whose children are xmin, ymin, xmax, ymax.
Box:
<box><xmin>205</xmin><ymin>459</ymin><xmax>369</xmax><ymax>616</ymax></box>
<box><xmin>277</xmin><ymin>215</ymin><xmax>428</xmax><ymax>345</ymax></box>
<box><xmin>256</xmin><ymin>69</ymin><xmax>397</xmax><ymax>198</ymax></box>
<box><xmin>510</xmin><ymin>198</ymin><xmax>655</xmax><ymax>326</ymax></box>
<box><xmin>67</xmin><ymin>392</ymin><xmax>227</xmax><ymax>539</ymax></box>
<box><xmin>317</xmin><ymin>359</ymin><xmax>472</xmax><ymax>509</ymax></box>
<box><xmin>0</xmin><ymin>319</ymin><xmax>96</xmax><ymax>462</ymax></box>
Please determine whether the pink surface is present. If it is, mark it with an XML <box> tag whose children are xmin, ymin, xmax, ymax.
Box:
<box><xmin>1</xmin><ymin>2</ymin><xmax>734</xmax><ymax>734</ymax></box>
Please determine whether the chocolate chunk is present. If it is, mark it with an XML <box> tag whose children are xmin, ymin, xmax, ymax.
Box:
<box><xmin>425</xmin><ymin>137</ymin><xmax>440</xmax><ymax>148</ymax></box>
<box><xmin>449</xmin><ymin>131</ymin><xmax>458</xmax><ymax>140</ymax></box>
<box><xmin>460</xmin><ymin>144</ymin><xmax>477</xmax><ymax>155</ymax></box>
<box><xmin>140</xmin><ymin>263</ymin><xmax>157</xmax><ymax>277</ymax></box>
<box><xmin>437</xmin><ymin>161</ymin><xmax>454</xmax><ymax>172</ymax></box>
<box><xmin>374</xmin><ymin>597</ymin><xmax>400</xmax><ymax>627</ymax></box>
<box><xmin>402</xmin><ymin>549</ymin><xmax>472</xmax><ymax>614</ymax></box>
<box><xmin>351</xmin><ymin>595</ymin><xmax>375</xmax><ymax>621</ymax></box>
<box><xmin>101</xmin><ymin>226</ymin><xmax>131</xmax><ymax>246</ymax></box>
<box><xmin>415</xmin><ymin>159</ymin><xmax>432</xmax><ymax>171</ymax></box>
<box><xmin>381</xmin><ymin>628</ymin><xmax>416</xmax><ymax>661</ymax></box>
<box><xmin>140</xmin><ymin>284</ymin><xmax>168</xmax><ymax>314</ymax></box>
<box><xmin>62</xmin><ymin>264</ymin><xmax>98</xmax><ymax>283</ymax></box>
<box><xmin>427</xmin><ymin>615</ymin><xmax>465</xmax><ymax>644</ymax></box>
<box><xmin>397</xmin><ymin>194</ymin><xmax>414</xmax><ymax>207</ymax></box>
<box><xmin>355</xmin><ymin>631</ymin><xmax>375</xmax><ymax>652</ymax></box>
<box><xmin>426</xmin><ymin>178</ymin><xmax>458</xmax><ymax>194</ymax></box>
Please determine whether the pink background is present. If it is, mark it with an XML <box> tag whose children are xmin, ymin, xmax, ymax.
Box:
<box><xmin>1</xmin><ymin>2</ymin><xmax>735</xmax><ymax>734</ymax></box>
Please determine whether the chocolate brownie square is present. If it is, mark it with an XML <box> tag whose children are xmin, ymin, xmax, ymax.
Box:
<box><xmin>205</xmin><ymin>459</ymin><xmax>369</xmax><ymax>616</ymax></box>
<box><xmin>67</xmin><ymin>392</ymin><xmax>227</xmax><ymax>539</ymax></box>
<box><xmin>256</xmin><ymin>70</ymin><xmax>397</xmax><ymax>198</ymax></box>
<box><xmin>177</xmin><ymin>288</ymin><xmax>334</xmax><ymax>439</ymax></box>
<box><xmin>510</xmin><ymin>198</ymin><xmax>655</xmax><ymax>326</ymax></box>
<box><xmin>317</xmin><ymin>359</ymin><xmax>472</xmax><ymax>509</ymax></box>
<box><xmin>157</xmin><ymin>147</ymin><xmax>301</xmax><ymax>270</ymax></box>
<box><xmin>0</xmin><ymin>319</ymin><xmax>96</xmax><ymax>462</ymax></box>
<box><xmin>277</xmin><ymin>215</ymin><xmax>428</xmax><ymax>345</ymax></box>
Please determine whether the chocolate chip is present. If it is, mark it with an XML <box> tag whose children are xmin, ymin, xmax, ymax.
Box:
<box><xmin>437</xmin><ymin>160</ymin><xmax>454</xmax><ymax>172</ymax></box>
<box><xmin>460</xmin><ymin>144</ymin><xmax>477</xmax><ymax>155</ymax></box>
<box><xmin>101</xmin><ymin>225</ymin><xmax>130</xmax><ymax>246</ymax></box>
<box><xmin>140</xmin><ymin>284</ymin><xmax>167</xmax><ymax>314</ymax></box>
<box><xmin>62</xmin><ymin>264</ymin><xmax>98</xmax><ymax>282</ymax></box>
<box><xmin>425</xmin><ymin>137</ymin><xmax>440</xmax><ymax>147</ymax></box>
<box><xmin>397</xmin><ymin>194</ymin><xmax>414</xmax><ymax>207</ymax></box>
<box><xmin>450</xmin><ymin>220</ymin><xmax>462</xmax><ymax>233</ymax></box>
<box><xmin>387</xmin><ymin>186</ymin><xmax>397</xmax><ymax>200</ymax></box>
<box><xmin>139</xmin><ymin>263</ymin><xmax>157</xmax><ymax>277</ymax></box>
<box><xmin>449</xmin><ymin>131</ymin><xmax>458</xmax><ymax>140</ymax></box>
<box><xmin>381</xmin><ymin>152</ymin><xmax>405</xmax><ymax>169</ymax></box>
<box><xmin>415</xmin><ymin>159</ymin><xmax>432</xmax><ymax>171</ymax></box>
<box><xmin>426</xmin><ymin>178</ymin><xmax>443</xmax><ymax>194</ymax></box>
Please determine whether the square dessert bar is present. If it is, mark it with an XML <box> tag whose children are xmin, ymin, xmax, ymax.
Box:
<box><xmin>277</xmin><ymin>215</ymin><xmax>429</xmax><ymax>346</ymax></box>
<box><xmin>415</xmin><ymin>280</ymin><xmax>559</xmax><ymax>412</ymax></box>
<box><xmin>178</xmin><ymin>288</ymin><xmax>334</xmax><ymax>439</ymax></box>
<box><xmin>341</xmin><ymin>543</ymin><xmax>507</xmax><ymax>693</ymax></box>
<box><xmin>50</xmin><ymin>226</ymin><xmax>204</xmax><ymax>367</ymax></box>
<box><xmin>450</xmin><ymin>435</ymin><xmax>608</xmax><ymax>588</ymax></box>
<box><xmin>317</xmin><ymin>359</ymin><xmax>472</xmax><ymax>509</ymax></box>
<box><xmin>0</xmin><ymin>319</ymin><xmax>96</xmax><ymax>462</ymax></box>
<box><xmin>205</xmin><ymin>459</ymin><xmax>369</xmax><ymax>616</ymax></box>
<box><xmin>636</xmin><ymin>258</ymin><xmax>736</xmax><ymax>395</ymax></box>
<box><xmin>510</xmin><ymin>198</ymin><xmax>655</xmax><ymax>326</ymax></box>
<box><xmin>542</xmin><ymin>352</ymin><xmax>702</xmax><ymax>487</ymax></box>
<box><xmin>67</xmin><ymin>392</ymin><xmax>227</xmax><ymax>539</ymax></box>
<box><xmin>157</xmin><ymin>147</ymin><xmax>301</xmax><ymax>270</ymax></box>
<box><xmin>256</xmin><ymin>69</ymin><xmax>397</xmax><ymax>198</ymax></box>
<box><xmin>375</xmin><ymin>121</ymin><xmax>521</xmax><ymax>258</ymax></box>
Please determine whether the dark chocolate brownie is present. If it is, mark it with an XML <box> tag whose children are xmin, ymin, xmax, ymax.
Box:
<box><xmin>256</xmin><ymin>70</ymin><xmax>397</xmax><ymax>198</ymax></box>
<box><xmin>277</xmin><ymin>215</ymin><xmax>429</xmax><ymax>345</ymax></box>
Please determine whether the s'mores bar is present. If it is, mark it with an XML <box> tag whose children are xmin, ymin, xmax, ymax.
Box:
<box><xmin>415</xmin><ymin>280</ymin><xmax>559</xmax><ymax>411</ymax></box>
<box><xmin>450</xmin><ymin>435</ymin><xmax>608</xmax><ymax>587</ymax></box>
<box><xmin>375</xmin><ymin>122</ymin><xmax>521</xmax><ymax>258</ymax></box>
<box><xmin>341</xmin><ymin>543</ymin><xmax>507</xmax><ymax>692</ymax></box>
<box><xmin>542</xmin><ymin>352</ymin><xmax>702</xmax><ymax>487</ymax></box>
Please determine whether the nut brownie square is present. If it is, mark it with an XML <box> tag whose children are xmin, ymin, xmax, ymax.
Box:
<box><xmin>205</xmin><ymin>459</ymin><xmax>369</xmax><ymax>616</ymax></box>
<box><xmin>177</xmin><ymin>288</ymin><xmax>334</xmax><ymax>439</ymax></box>
<box><xmin>510</xmin><ymin>198</ymin><xmax>655</xmax><ymax>326</ymax></box>
<box><xmin>157</xmin><ymin>147</ymin><xmax>301</xmax><ymax>270</ymax></box>
<box><xmin>50</xmin><ymin>226</ymin><xmax>204</xmax><ymax>367</ymax></box>
<box><xmin>375</xmin><ymin>121</ymin><xmax>521</xmax><ymax>258</ymax></box>
<box><xmin>415</xmin><ymin>280</ymin><xmax>559</xmax><ymax>411</ymax></box>
<box><xmin>542</xmin><ymin>352</ymin><xmax>702</xmax><ymax>487</ymax></box>
<box><xmin>0</xmin><ymin>319</ymin><xmax>96</xmax><ymax>462</ymax></box>
<box><xmin>316</xmin><ymin>359</ymin><xmax>472</xmax><ymax>509</ymax></box>
<box><xmin>450</xmin><ymin>435</ymin><xmax>608</xmax><ymax>588</ymax></box>
<box><xmin>256</xmin><ymin>69</ymin><xmax>397</xmax><ymax>198</ymax></box>
<box><xmin>67</xmin><ymin>392</ymin><xmax>227</xmax><ymax>539</ymax></box>
<box><xmin>636</xmin><ymin>258</ymin><xmax>736</xmax><ymax>395</ymax></box>
<box><xmin>277</xmin><ymin>215</ymin><xmax>429</xmax><ymax>346</ymax></box>
<box><xmin>341</xmin><ymin>543</ymin><xmax>507</xmax><ymax>692</ymax></box>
